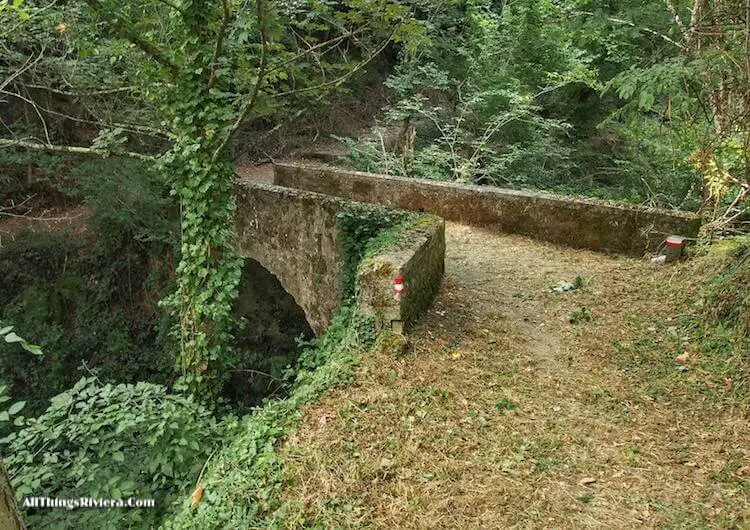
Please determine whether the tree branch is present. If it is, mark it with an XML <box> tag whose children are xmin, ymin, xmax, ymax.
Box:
<box><xmin>126</xmin><ymin>32</ymin><xmax>180</xmax><ymax>78</ymax></box>
<box><xmin>665</xmin><ymin>0</ymin><xmax>687</xmax><ymax>35</ymax></box>
<box><xmin>83</xmin><ymin>0</ymin><xmax>180</xmax><ymax>78</ymax></box>
<box><xmin>0</xmin><ymin>139</ymin><xmax>155</xmax><ymax>161</ymax></box>
<box><xmin>151</xmin><ymin>0</ymin><xmax>184</xmax><ymax>14</ymax></box>
<box><xmin>1</xmin><ymin>89</ymin><xmax>169</xmax><ymax>139</ymax></box>
<box><xmin>266</xmin><ymin>28</ymin><xmax>364</xmax><ymax>78</ymax></box>
<box><xmin>271</xmin><ymin>33</ymin><xmax>393</xmax><ymax>98</ymax></box>
<box><xmin>208</xmin><ymin>0</ymin><xmax>231</xmax><ymax>89</ymax></box>
<box><xmin>7</xmin><ymin>88</ymin><xmax>52</xmax><ymax>145</ymax></box>
<box><xmin>573</xmin><ymin>11</ymin><xmax>687</xmax><ymax>50</ymax></box>
<box><xmin>0</xmin><ymin>50</ymin><xmax>45</xmax><ymax>93</ymax></box>
<box><xmin>211</xmin><ymin>0</ymin><xmax>269</xmax><ymax>162</ymax></box>
<box><xmin>21</xmin><ymin>84</ymin><xmax>139</xmax><ymax>98</ymax></box>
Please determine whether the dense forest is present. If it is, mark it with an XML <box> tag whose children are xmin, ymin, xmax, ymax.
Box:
<box><xmin>0</xmin><ymin>0</ymin><xmax>748</xmax><ymax>527</ymax></box>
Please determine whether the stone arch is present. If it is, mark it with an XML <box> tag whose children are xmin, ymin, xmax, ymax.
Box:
<box><xmin>233</xmin><ymin>257</ymin><xmax>314</xmax><ymax>356</ymax></box>
<box><xmin>228</xmin><ymin>258</ymin><xmax>315</xmax><ymax>406</ymax></box>
<box><xmin>234</xmin><ymin>183</ymin><xmax>345</xmax><ymax>335</ymax></box>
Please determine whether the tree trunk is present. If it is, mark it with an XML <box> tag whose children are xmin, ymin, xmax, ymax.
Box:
<box><xmin>0</xmin><ymin>459</ymin><xmax>25</xmax><ymax>530</ymax></box>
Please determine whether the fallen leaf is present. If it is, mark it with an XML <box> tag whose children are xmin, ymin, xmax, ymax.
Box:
<box><xmin>191</xmin><ymin>486</ymin><xmax>204</xmax><ymax>508</ymax></box>
<box><xmin>675</xmin><ymin>352</ymin><xmax>689</xmax><ymax>364</ymax></box>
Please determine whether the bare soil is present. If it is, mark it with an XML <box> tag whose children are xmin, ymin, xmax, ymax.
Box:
<box><xmin>281</xmin><ymin>223</ymin><xmax>749</xmax><ymax>528</ymax></box>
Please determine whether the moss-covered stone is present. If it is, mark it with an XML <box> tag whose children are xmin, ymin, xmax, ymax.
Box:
<box><xmin>375</xmin><ymin>330</ymin><xmax>408</xmax><ymax>358</ymax></box>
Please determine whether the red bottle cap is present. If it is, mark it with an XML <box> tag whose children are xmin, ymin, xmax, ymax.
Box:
<box><xmin>665</xmin><ymin>236</ymin><xmax>685</xmax><ymax>249</ymax></box>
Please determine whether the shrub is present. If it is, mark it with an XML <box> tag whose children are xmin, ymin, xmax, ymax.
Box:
<box><xmin>0</xmin><ymin>230</ymin><xmax>175</xmax><ymax>413</ymax></box>
<box><xmin>2</xmin><ymin>377</ymin><xmax>224</xmax><ymax>529</ymax></box>
<box><xmin>700</xmin><ymin>237</ymin><xmax>750</xmax><ymax>335</ymax></box>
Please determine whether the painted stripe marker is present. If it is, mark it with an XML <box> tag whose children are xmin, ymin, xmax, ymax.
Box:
<box><xmin>393</xmin><ymin>275</ymin><xmax>405</xmax><ymax>299</ymax></box>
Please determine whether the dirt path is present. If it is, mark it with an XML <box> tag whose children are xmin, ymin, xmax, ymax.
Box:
<box><xmin>281</xmin><ymin>223</ymin><xmax>749</xmax><ymax>528</ymax></box>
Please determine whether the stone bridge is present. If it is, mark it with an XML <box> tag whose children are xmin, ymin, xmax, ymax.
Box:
<box><xmin>234</xmin><ymin>181</ymin><xmax>445</xmax><ymax>336</ymax></box>
<box><xmin>234</xmin><ymin>163</ymin><xmax>701</xmax><ymax>338</ymax></box>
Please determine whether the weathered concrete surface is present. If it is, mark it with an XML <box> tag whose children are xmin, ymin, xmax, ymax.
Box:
<box><xmin>235</xmin><ymin>181</ymin><xmax>445</xmax><ymax>335</ymax></box>
<box><xmin>358</xmin><ymin>216</ymin><xmax>445</xmax><ymax>332</ymax></box>
<box><xmin>235</xmin><ymin>182</ymin><xmax>344</xmax><ymax>335</ymax></box>
<box><xmin>274</xmin><ymin>163</ymin><xmax>702</xmax><ymax>256</ymax></box>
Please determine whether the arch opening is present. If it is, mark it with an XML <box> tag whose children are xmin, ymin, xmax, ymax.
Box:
<box><xmin>226</xmin><ymin>258</ymin><xmax>314</xmax><ymax>407</ymax></box>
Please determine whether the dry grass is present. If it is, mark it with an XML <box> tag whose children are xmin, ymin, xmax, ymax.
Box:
<box><xmin>280</xmin><ymin>224</ymin><xmax>750</xmax><ymax>528</ymax></box>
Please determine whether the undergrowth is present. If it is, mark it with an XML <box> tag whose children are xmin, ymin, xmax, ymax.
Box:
<box><xmin>3</xmin><ymin>378</ymin><xmax>220</xmax><ymax>529</ymax></box>
<box><xmin>0</xmin><ymin>158</ymin><xmax>178</xmax><ymax>413</ymax></box>
<box><xmin>614</xmin><ymin>237</ymin><xmax>750</xmax><ymax>408</ymax></box>
<box><xmin>165</xmin><ymin>305</ymin><xmax>378</xmax><ymax>528</ymax></box>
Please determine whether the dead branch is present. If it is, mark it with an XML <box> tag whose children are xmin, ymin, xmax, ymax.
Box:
<box><xmin>0</xmin><ymin>138</ymin><xmax>156</xmax><ymax>161</ymax></box>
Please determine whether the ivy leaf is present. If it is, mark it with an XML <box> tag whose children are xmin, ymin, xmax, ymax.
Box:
<box><xmin>25</xmin><ymin>344</ymin><xmax>43</xmax><ymax>357</ymax></box>
<box><xmin>8</xmin><ymin>401</ymin><xmax>25</xmax><ymax>415</ymax></box>
<box><xmin>4</xmin><ymin>332</ymin><xmax>23</xmax><ymax>343</ymax></box>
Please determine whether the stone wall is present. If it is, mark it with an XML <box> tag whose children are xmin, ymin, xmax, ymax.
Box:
<box><xmin>358</xmin><ymin>216</ymin><xmax>445</xmax><ymax>333</ymax></box>
<box><xmin>235</xmin><ymin>181</ymin><xmax>445</xmax><ymax>335</ymax></box>
<box><xmin>274</xmin><ymin>163</ymin><xmax>702</xmax><ymax>256</ymax></box>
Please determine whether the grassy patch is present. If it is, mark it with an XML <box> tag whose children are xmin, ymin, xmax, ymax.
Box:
<box><xmin>611</xmin><ymin>238</ymin><xmax>749</xmax><ymax>409</ymax></box>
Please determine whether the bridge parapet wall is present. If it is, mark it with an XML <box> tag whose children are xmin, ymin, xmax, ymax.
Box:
<box><xmin>273</xmin><ymin>163</ymin><xmax>701</xmax><ymax>256</ymax></box>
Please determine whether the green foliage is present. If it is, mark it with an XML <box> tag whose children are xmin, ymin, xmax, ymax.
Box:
<box><xmin>0</xmin><ymin>150</ymin><xmax>75</xmax><ymax>204</ymax></box>
<box><xmin>0</xmin><ymin>158</ymin><xmax>177</xmax><ymax>413</ymax></box>
<box><xmin>0</xmin><ymin>383</ymin><xmax>28</xmax><ymax>432</ymax></box>
<box><xmin>77</xmin><ymin>157</ymin><xmax>177</xmax><ymax>243</ymax></box>
<box><xmin>2</xmin><ymin>377</ymin><xmax>222</xmax><ymax>529</ymax></box>
<box><xmin>0</xmin><ymin>230</ymin><xmax>175</xmax><ymax>413</ymax></box>
<box><xmin>600</xmin><ymin>1</ymin><xmax>749</xmax><ymax>220</ymax></box>
<box><xmin>334</xmin><ymin>134</ymin><xmax>408</xmax><ymax>177</ymax></box>
<box><xmin>166</xmin><ymin>305</ymin><xmax>377</xmax><ymax>529</ymax></box>
<box><xmin>340</xmin><ymin>0</ymin><xmax>591</xmax><ymax>188</ymax></box>
<box><xmin>0</xmin><ymin>322</ymin><xmax>42</xmax><ymax>358</ymax></box>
